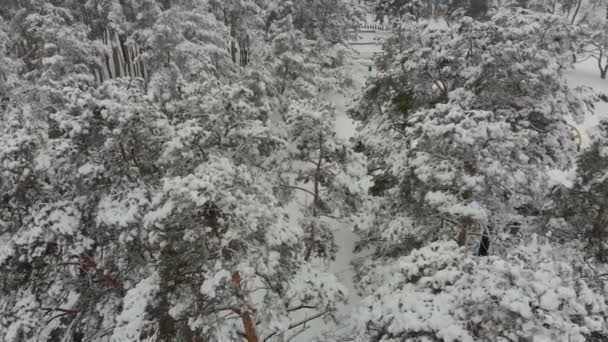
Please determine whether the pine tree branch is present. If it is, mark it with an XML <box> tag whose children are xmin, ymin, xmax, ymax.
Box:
<box><xmin>280</xmin><ymin>184</ymin><xmax>316</xmax><ymax>197</ymax></box>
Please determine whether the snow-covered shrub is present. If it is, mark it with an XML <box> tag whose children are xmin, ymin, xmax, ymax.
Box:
<box><xmin>349</xmin><ymin>240</ymin><xmax>608</xmax><ymax>342</ymax></box>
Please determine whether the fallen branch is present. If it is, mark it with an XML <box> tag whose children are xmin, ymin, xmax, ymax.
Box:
<box><xmin>263</xmin><ymin>310</ymin><xmax>330</xmax><ymax>342</ymax></box>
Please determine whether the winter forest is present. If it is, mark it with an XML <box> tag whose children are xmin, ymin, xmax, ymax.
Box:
<box><xmin>1</xmin><ymin>0</ymin><xmax>608</xmax><ymax>341</ymax></box>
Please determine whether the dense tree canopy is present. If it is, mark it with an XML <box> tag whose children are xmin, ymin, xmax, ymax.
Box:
<box><xmin>1</xmin><ymin>0</ymin><xmax>607</xmax><ymax>341</ymax></box>
<box><xmin>0</xmin><ymin>0</ymin><xmax>365</xmax><ymax>341</ymax></box>
<box><xmin>345</xmin><ymin>3</ymin><xmax>608</xmax><ymax>341</ymax></box>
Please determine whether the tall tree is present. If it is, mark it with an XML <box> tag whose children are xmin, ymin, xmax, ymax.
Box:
<box><xmin>272</xmin><ymin>99</ymin><xmax>370</xmax><ymax>262</ymax></box>
<box><xmin>351</xmin><ymin>9</ymin><xmax>593</xmax><ymax>258</ymax></box>
<box><xmin>550</xmin><ymin>118</ymin><xmax>608</xmax><ymax>263</ymax></box>
<box><xmin>578</xmin><ymin>5</ymin><xmax>608</xmax><ymax>78</ymax></box>
<box><xmin>0</xmin><ymin>0</ymin><xmax>359</xmax><ymax>341</ymax></box>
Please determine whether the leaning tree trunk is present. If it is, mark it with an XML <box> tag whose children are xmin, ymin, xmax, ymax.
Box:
<box><xmin>570</xmin><ymin>0</ymin><xmax>583</xmax><ymax>25</ymax></box>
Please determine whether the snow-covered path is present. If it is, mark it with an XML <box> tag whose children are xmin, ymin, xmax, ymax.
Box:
<box><xmin>288</xmin><ymin>33</ymin><xmax>386</xmax><ymax>342</ymax></box>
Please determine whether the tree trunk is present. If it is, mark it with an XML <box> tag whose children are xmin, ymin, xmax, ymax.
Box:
<box><xmin>231</xmin><ymin>272</ymin><xmax>259</xmax><ymax>342</ymax></box>
<box><xmin>157</xmin><ymin>244</ymin><xmax>178</xmax><ymax>342</ymax></box>
<box><xmin>476</xmin><ymin>229</ymin><xmax>490</xmax><ymax>256</ymax></box>
<box><xmin>231</xmin><ymin>39</ymin><xmax>238</xmax><ymax>64</ymax></box>
<box><xmin>590</xmin><ymin>203</ymin><xmax>607</xmax><ymax>262</ymax></box>
<box><xmin>304</xmin><ymin>132</ymin><xmax>324</xmax><ymax>261</ymax></box>
<box><xmin>570</xmin><ymin>0</ymin><xmax>582</xmax><ymax>24</ymax></box>
<box><xmin>456</xmin><ymin>226</ymin><xmax>468</xmax><ymax>246</ymax></box>
<box><xmin>220</xmin><ymin>243</ymin><xmax>259</xmax><ymax>342</ymax></box>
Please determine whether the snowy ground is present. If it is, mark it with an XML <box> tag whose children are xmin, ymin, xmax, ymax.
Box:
<box><xmin>287</xmin><ymin>32</ymin><xmax>385</xmax><ymax>342</ymax></box>
<box><xmin>546</xmin><ymin>60</ymin><xmax>608</xmax><ymax>187</ymax></box>
<box><xmin>565</xmin><ymin>59</ymin><xmax>608</xmax><ymax>146</ymax></box>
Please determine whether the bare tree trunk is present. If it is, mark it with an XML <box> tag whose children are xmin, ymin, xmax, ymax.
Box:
<box><xmin>598</xmin><ymin>49</ymin><xmax>607</xmax><ymax>79</ymax></box>
<box><xmin>456</xmin><ymin>226</ymin><xmax>468</xmax><ymax>247</ymax></box>
<box><xmin>119</xmin><ymin>34</ymin><xmax>133</xmax><ymax>78</ymax></box>
<box><xmin>588</xmin><ymin>202</ymin><xmax>608</xmax><ymax>262</ymax></box>
<box><xmin>157</xmin><ymin>244</ymin><xmax>178</xmax><ymax>342</ymax></box>
<box><xmin>304</xmin><ymin>132</ymin><xmax>324</xmax><ymax>261</ymax></box>
<box><xmin>231</xmin><ymin>39</ymin><xmax>238</xmax><ymax>64</ymax></box>
<box><xmin>570</xmin><ymin>0</ymin><xmax>582</xmax><ymax>24</ymax></box>
<box><xmin>138</xmin><ymin>46</ymin><xmax>147</xmax><ymax>81</ymax></box>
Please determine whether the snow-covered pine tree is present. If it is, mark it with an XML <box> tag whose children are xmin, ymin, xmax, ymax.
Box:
<box><xmin>286</xmin><ymin>0</ymin><xmax>362</xmax><ymax>43</ymax></box>
<box><xmin>0</xmin><ymin>0</ymin><xmax>359</xmax><ymax>341</ymax></box>
<box><xmin>373</xmin><ymin>0</ymin><xmax>428</xmax><ymax>21</ymax></box>
<box><xmin>577</xmin><ymin>3</ymin><xmax>608</xmax><ymax>78</ymax></box>
<box><xmin>345</xmin><ymin>8</ymin><xmax>607</xmax><ymax>340</ymax></box>
<box><xmin>344</xmin><ymin>239</ymin><xmax>608</xmax><ymax>341</ymax></box>
<box><xmin>268</xmin><ymin>14</ymin><xmax>317</xmax><ymax>97</ymax></box>
<box><xmin>550</xmin><ymin>117</ymin><xmax>608</xmax><ymax>263</ymax></box>
<box><xmin>271</xmin><ymin>99</ymin><xmax>370</xmax><ymax>262</ymax></box>
<box><xmin>352</xmin><ymin>8</ymin><xmax>592</xmax><ymax>257</ymax></box>
<box><xmin>209</xmin><ymin>0</ymin><xmax>266</xmax><ymax>67</ymax></box>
